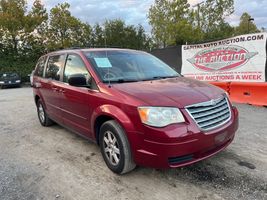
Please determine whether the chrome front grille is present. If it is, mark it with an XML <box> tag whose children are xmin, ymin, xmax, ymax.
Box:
<box><xmin>186</xmin><ymin>96</ymin><xmax>231</xmax><ymax>131</ymax></box>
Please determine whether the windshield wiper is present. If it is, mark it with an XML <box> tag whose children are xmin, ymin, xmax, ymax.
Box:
<box><xmin>152</xmin><ymin>75</ymin><xmax>180</xmax><ymax>79</ymax></box>
<box><xmin>103</xmin><ymin>79</ymin><xmax>139</xmax><ymax>83</ymax></box>
<box><xmin>141</xmin><ymin>75</ymin><xmax>180</xmax><ymax>81</ymax></box>
<box><xmin>103</xmin><ymin>75</ymin><xmax>180</xmax><ymax>83</ymax></box>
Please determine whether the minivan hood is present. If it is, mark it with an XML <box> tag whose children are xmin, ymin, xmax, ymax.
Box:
<box><xmin>112</xmin><ymin>77</ymin><xmax>224</xmax><ymax>108</ymax></box>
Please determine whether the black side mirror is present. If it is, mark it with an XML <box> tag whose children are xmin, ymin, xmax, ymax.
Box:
<box><xmin>68</xmin><ymin>74</ymin><xmax>87</xmax><ymax>87</ymax></box>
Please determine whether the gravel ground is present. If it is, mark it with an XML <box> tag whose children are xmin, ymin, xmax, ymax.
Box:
<box><xmin>0</xmin><ymin>87</ymin><xmax>266</xmax><ymax>200</ymax></box>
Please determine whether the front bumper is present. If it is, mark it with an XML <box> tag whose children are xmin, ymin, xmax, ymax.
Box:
<box><xmin>128</xmin><ymin>106</ymin><xmax>239</xmax><ymax>169</ymax></box>
<box><xmin>0</xmin><ymin>82</ymin><xmax>21</xmax><ymax>87</ymax></box>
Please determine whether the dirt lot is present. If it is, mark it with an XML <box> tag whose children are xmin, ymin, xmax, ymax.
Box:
<box><xmin>0</xmin><ymin>87</ymin><xmax>266</xmax><ymax>200</ymax></box>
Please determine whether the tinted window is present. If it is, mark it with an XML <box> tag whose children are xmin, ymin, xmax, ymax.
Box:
<box><xmin>45</xmin><ymin>54</ymin><xmax>65</xmax><ymax>80</ymax></box>
<box><xmin>64</xmin><ymin>54</ymin><xmax>91</xmax><ymax>84</ymax></box>
<box><xmin>34</xmin><ymin>56</ymin><xmax>47</xmax><ymax>77</ymax></box>
<box><xmin>85</xmin><ymin>50</ymin><xmax>179</xmax><ymax>83</ymax></box>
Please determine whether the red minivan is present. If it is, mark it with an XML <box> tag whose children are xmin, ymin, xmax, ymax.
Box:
<box><xmin>33</xmin><ymin>48</ymin><xmax>238</xmax><ymax>174</ymax></box>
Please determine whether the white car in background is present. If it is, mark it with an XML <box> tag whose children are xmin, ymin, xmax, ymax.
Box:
<box><xmin>30</xmin><ymin>70</ymin><xmax>34</xmax><ymax>87</ymax></box>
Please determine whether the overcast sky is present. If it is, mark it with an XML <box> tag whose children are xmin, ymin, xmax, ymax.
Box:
<box><xmin>27</xmin><ymin>0</ymin><xmax>267</xmax><ymax>32</ymax></box>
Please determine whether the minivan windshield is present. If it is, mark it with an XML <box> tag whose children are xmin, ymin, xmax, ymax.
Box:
<box><xmin>84</xmin><ymin>50</ymin><xmax>180</xmax><ymax>83</ymax></box>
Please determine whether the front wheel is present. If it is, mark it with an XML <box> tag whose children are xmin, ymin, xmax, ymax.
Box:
<box><xmin>37</xmin><ymin>99</ymin><xmax>54</xmax><ymax>127</ymax></box>
<box><xmin>99</xmin><ymin>120</ymin><xmax>136</xmax><ymax>174</ymax></box>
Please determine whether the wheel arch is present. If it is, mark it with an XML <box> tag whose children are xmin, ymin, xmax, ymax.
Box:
<box><xmin>34</xmin><ymin>94</ymin><xmax>47</xmax><ymax>110</ymax></box>
<box><xmin>92</xmin><ymin>104</ymin><xmax>135</xmax><ymax>145</ymax></box>
<box><xmin>34</xmin><ymin>94</ymin><xmax>40</xmax><ymax>105</ymax></box>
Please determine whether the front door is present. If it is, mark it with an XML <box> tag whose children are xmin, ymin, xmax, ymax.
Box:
<box><xmin>59</xmin><ymin>54</ymin><xmax>95</xmax><ymax>137</ymax></box>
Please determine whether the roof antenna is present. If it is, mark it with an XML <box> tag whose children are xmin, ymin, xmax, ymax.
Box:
<box><xmin>104</xmin><ymin>30</ymin><xmax>111</xmax><ymax>88</ymax></box>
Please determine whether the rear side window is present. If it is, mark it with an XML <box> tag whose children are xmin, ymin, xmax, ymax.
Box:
<box><xmin>63</xmin><ymin>54</ymin><xmax>91</xmax><ymax>83</ymax></box>
<box><xmin>45</xmin><ymin>54</ymin><xmax>65</xmax><ymax>81</ymax></box>
<box><xmin>34</xmin><ymin>56</ymin><xmax>47</xmax><ymax>77</ymax></box>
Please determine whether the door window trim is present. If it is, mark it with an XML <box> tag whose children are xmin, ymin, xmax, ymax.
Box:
<box><xmin>34</xmin><ymin>56</ymin><xmax>48</xmax><ymax>78</ymax></box>
<box><xmin>44</xmin><ymin>53</ymin><xmax>67</xmax><ymax>82</ymax></box>
<box><xmin>63</xmin><ymin>53</ymin><xmax>99</xmax><ymax>91</ymax></box>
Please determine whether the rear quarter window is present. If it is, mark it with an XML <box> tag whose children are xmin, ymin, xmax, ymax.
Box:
<box><xmin>45</xmin><ymin>54</ymin><xmax>65</xmax><ymax>81</ymax></box>
<box><xmin>34</xmin><ymin>56</ymin><xmax>47</xmax><ymax>77</ymax></box>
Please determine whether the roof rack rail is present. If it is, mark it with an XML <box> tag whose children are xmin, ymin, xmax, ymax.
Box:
<box><xmin>88</xmin><ymin>45</ymin><xmax>124</xmax><ymax>48</ymax></box>
<box><xmin>55</xmin><ymin>45</ymin><xmax>130</xmax><ymax>51</ymax></box>
<box><xmin>58</xmin><ymin>46</ymin><xmax>83</xmax><ymax>50</ymax></box>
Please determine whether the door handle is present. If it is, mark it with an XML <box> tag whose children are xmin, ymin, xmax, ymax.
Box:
<box><xmin>52</xmin><ymin>86</ymin><xmax>58</xmax><ymax>92</ymax></box>
<box><xmin>34</xmin><ymin>82</ymin><xmax>42</xmax><ymax>88</ymax></box>
<box><xmin>59</xmin><ymin>88</ymin><xmax>65</xmax><ymax>93</ymax></box>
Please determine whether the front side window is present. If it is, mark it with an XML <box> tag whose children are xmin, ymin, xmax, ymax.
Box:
<box><xmin>34</xmin><ymin>56</ymin><xmax>47</xmax><ymax>77</ymax></box>
<box><xmin>64</xmin><ymin>54</ymin><xmax>91</xmax><ymax>84</ymax></box>
<box><xmin>45</xmin><ymin>54</ymin><xmax>65</xmax><ymax>80</ymax></box>
<box><xmin>85</xmin><ymin>50</ymin><xmax>179</xmax><ymax>83</ymax></box>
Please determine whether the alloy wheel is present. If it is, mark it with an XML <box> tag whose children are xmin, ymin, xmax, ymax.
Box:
<box><xmin>38</xmin><ymin>103</ymin><xmax>45</xmax><ymax>123</ymax></box>
<box><xmin>103</xmin><ymin>131</ymin><xmax>121</xmax><ymax>166</ymax></box>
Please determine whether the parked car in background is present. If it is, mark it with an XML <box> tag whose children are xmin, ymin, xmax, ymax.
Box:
<box><xmin>32</xmin><ymin>48</ymin><xmax>239</xmax><ymax>174</ymax></box>
<box><xmin>0</xmin><ymin>72</ymin><xmax>21</xmax><ymax>89</ymax></box>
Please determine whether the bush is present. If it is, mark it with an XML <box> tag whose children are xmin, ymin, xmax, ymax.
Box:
<box><xmin>0</xmin><ymin>53</ymin><xmax>38</xmax><ymax>82</ymax></box>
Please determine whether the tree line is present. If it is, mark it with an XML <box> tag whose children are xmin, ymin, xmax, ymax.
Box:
<box><xmin>148</xmin><ymin>0</ymin><xmax>260</xmax><ymax>47</ymax></box>
<box><xmin>0</xmin><ymin>0</ymin><xmax>261</xmax><ymax>81</ymax></box>
<box><xmin>0</xmin><ymin>0</ymin><xmax>151</xmax><ymax>80</ymax></box>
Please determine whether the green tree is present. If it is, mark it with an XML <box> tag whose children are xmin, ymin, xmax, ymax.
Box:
<box><xmin>148</xmin><ymin>0</ymin><xmax>170</xmax><ymax>47</ymax></box>
<box><xmin>23</xmin><ymin>0</ymin><xmax>48</xmax><ymax>55</ymax></box>
<box><xmin>167</xmin><ymin>0</ymin><xmax>194</xmax><ymax>45</ymax></box>
<box><xmin>148</xmin><ymin>0</ymin><xmax>235</xmax><ymax>46</ymax></box>
<box><xmin>200</xmin><ymin>0</ymin><xmax>234</xmax><ymax>40</ymax></box>
<box><xmin>91</xmin><ymin>19</ymin><xmax>150</xmax><ymax>50</ymax></box>
<box><xmin>201</xmin><ymin>21</ymin><xmax>235</xmax><ymax>42</ymax></box>
<box><xmin>0</xmin><ymin>1</ymin><xmax>153</xmax><ymax>81</ymax></box>
<box><xmin>25</xmin><ymin>0</ymin><xmax>48</xmax><ymax>33</ymax></box>
<box><xmin>48</xmin><ymin>2</ymin><xmax>92</xmax><ymax>49</ymax></box>
<box><xmin>72</xmin><ymin>22</ymin><xmax>92</xmax><ymax>47</ymax></box>
<box><xmin>136</xmin><ymin>25</ymin><xmax>151</xmax><ymax>50</ymax></box>
<box><xmin>104</xmin><ymin>19</ymin><xmax>150</xmax><ymax>49</ymax></box>
<box><xmin>201</xmin><ymin>0</ymin><xmax>233</xmax><ymax>29</ymax></box>
<box><xmin>235</xmin><ymin>12</ymin><xmax>259</xmax><ymax>35</ymax></box>
<box><xmin>0</xmin><ymin>0</ymin><xmax>47</xmax><ymax>53</ymax></box>
<box><xmin>0</xmin><ymin>0</ymin><xmax>27</xmax><ymax>52</ymax></box>
<box><xmin>104</xmin><ymin>19</ymin><xmax>126</xmax><ymax>47</ymax></box>
<box><xmin>148</xmin><ymin>0</ymin><xmax>203</xmax><ymax>46</ymax></box>
<box><xmin>0</xmin><ymin>0</ymin><xmax>49</xmax><ymax>81</ymax></box>
<box><xmin>91</xmin><ymin>23</ymin><xmax>105</xmax><ymax>47</ymax></box>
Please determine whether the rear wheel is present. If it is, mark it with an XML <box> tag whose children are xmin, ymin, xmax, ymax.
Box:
<box><xmin>37</xmin><ymin>99</ymin><xmax>53</xmax><ymax>126</ymax></box>
<box><xmin>99</xmin><ymin>120</ymin><xmax>136</xmax><ymax>174</ymax></box>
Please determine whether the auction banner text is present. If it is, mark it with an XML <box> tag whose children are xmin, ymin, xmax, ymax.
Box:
<box><xmin>181</xmin><ymin>33</ymin><xmax>267</xmax><ymax>82</ymax></box>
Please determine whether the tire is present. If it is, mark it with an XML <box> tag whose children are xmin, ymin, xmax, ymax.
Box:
<box><xmin>99</xmin><ymin>120</ymin><xmax>136</xmax><ymax>174</ymax></box>
<box><xmin>37</xmin><ymin>99</ymin><xmax>54</xmax><ymax>127</ymax></box>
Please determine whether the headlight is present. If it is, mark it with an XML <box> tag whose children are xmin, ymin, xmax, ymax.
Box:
<box><xmin>15</xmin><ymin>80</ymin><xmax>21</xmax><ymax>83</ymax></box>
<box><xmin>138</xmin><ymin>107</ymin><xmax>185</xmax><ymax>127</ymax></box>
<box><xmin>0</xmin><ymin>81</ymin><xmax>4</xmax><ymax>84</ymax></box>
